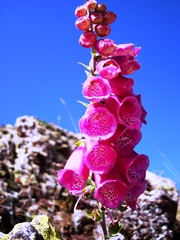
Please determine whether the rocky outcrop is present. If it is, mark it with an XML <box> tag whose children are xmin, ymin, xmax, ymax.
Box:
<box><xmin>0</xmin><ymin>215</ymin><xmax>61</xmax><ymax>240</ymax></box>
<box><xmin>0</xmin><ymin>116</ymin><xmax>180</xmax><ymax>239</ymax></box>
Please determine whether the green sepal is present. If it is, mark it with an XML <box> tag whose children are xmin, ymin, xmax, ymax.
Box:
<box><xmin>86</xmin><ymin>209</ymin><xmax>102</xmax><ymax>222</ymax></box>
<box><xmin>109</xmin><ymin>220</ymin><xmax>123</xmax><ymax>237</ymax></box>
<box><xmin>77</xmin><ymin>61</ymin><xmax>91</xmax><ymax>70</ymax></box>
<box><xmin>117</xmin><ymin>204</ymin><xmax>128</xmax><ymax>212</ymax></box>
<box><xmin>77</xmin><ymin>100</ymin><xmax>89</xmax><ymax>107</ymax></box>
<box><xmin>75</xmin><ymin>140</ymin><xmax>85</xmax><ymax>147</ymax></box>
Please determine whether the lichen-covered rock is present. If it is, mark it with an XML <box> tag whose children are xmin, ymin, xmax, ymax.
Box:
<box><xmin>0</xmin><ymin>116</ymin><xmax>180</xmax><ymax>239</ymax></box>
<box><xmin>1</xmin><ymin>215</ymin><xmax>62</xmax><ymax>240</ymax></box>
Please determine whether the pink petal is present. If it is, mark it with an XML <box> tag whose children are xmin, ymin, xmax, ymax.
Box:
<box><xmin>111</xmin><ymin>124</ymin><xmax>142</xmax><ymax>156</ymax></box>
<box><xmin>82</xmin><ymin>76</ymin><xmax>111</xmax><ymax>102</ymax></box>
<box><xmin>85</xmin><ymin>140</ymin><xmax>117</xmax><ymax>174</ymax></box>
<box><xmin>96</xmin><ymin>59</ymin><xmax>121</xmax><ymax>80</ymax></box>
<box><xmin>79</xmin><ymin>103</ymin><xmax>118</xmax><ymax>141</ymax></box>
<box><xmin>94</xmin><ymin>167</ymin><xmax>128</xmax><ymax>209</ymax></box>
<box><xmin>125</xmin><ymin>181</ymin><xmax>147</xmax><ymax>210</ymax></box>
<box><xmin>57</xmin><ymin>145</ymin><xmax>89</xmax><ymax>195</ymax></box>
<box><xmin>108</xmin><ymin>74</ymin><xmax>134</xmax><ymax>97</ymax></box>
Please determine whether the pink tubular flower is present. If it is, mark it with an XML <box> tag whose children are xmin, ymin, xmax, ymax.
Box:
<box><xmin>112</xmin><ymin>43</ymin><xmax>141</xmax><ymax>57</ymax></box>
<box><xmin>116</xmin><ymin>152</ymin><xmax>149</xmax><ymax>187</ymax></box>
<box><xmin>111</xmin><ymin>124</ymin><xmax>142</xmax><ymax>156</ymax></box>
<box><xmin>94</xmin><ymin>167</ymin><xmax>128</xmax><ymax>209</ymax></box>
<box><xmin>108</xmin><ymin>74</ymin><xmax>134</xmax><ymax>97</ymax></box>
<box><xmin>57</xmin><ymin>145</ymin><xmax>89</xmax><ymax>195</ymax></box>
<box><xmin>79</xmin><ymin>103</ymin><xmax>118</xmax><ymax>141</ymax></box>
<box><xmin>85</xmin><ymin>140</ymin><xmax>117</xmax><ymax>174</ymax></box>
<box><xmin>126</xmin><ymin>154</ymin><xmax>149</xmax><ymax>186</ymax></box>
<box><xmin>96</xmin><ymin>59</ymin><xmax>121</xmax><ymax>80</ymax></box>
<box><xmin>79</xmin><ymin>30</ymin><xmax>97</xmax><ymax>48</ymax></box>
<box><xmin>106</xmin><ymin>95</ymin><xmax>142</xmax><ymax>130</ymax></box>
<box><xmin>125</xmin><ymin>180</ymin><xmax>147</xmax><ymax>210</ymax></box>
<box><xmin>82</xmin><ymin>76</ymin><xmax>111</xmax><ymax>102</ymax></box>
<box><xmin>135</xmin><ymin>94</ymin><xmax>147</xmax><ymax>124</ymax></box>
<box><xmin>94</xmin><ymin>39</ymin><xmax>116</xmax><ymax>57</ymax></box>
<box><xmin>112</xmin><ymin>56</ymin><xmax>141</xmax><ymax>75</ymax></box>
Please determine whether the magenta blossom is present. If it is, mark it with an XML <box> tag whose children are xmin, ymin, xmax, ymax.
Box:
<box><xmin>82</xmin><ymin>76</ymin><xmax>111</xmax><ymax>102</ymax></box>
<box><xmin>94</xmin><ymin>39</ymin><xmax>116</xmax><ymax>56</ymax></box>
<box><xmin>112</xmin><ymin>43</ymin><xmax>141</xmax><ymax>57</ymax></box>
<box><xmin>111</xmin><ymin>124</ymin><xmax>142</xmax><ymax>156</ymax></box>
<box><xmin>85</xmin><ymin>140</ymin><xmax>117</xmax><ymax>174</ymax></box>
<box><xmin>108</xmin><ymin>74</ymin><xmax>134</xmax><ymax>97</ymax></box>
<box><xmin>116</xmin><ymin>152</ymin><xmax>149</xmax><ymax>187</ymax></box>
<box><xmin>125</xmin><ymin>180</ymin><xmax>147</xmax><ymax>210</ymax></box>
<box><xmin>57</xmin><ymin>145</ymin><xmax>89</xmax><ymax>195</ymax></box>
<box><xmin>79</xmin><ymin>103</ymin><xmax>118</xmax><ymax>141</ymax></box>
<box><xmin>135</xmin><ymin>94</ymin><xmax>147</xmax><ymax>124</ymax></box>
<box><xmin>106</xmin><ymin>95</ymin><xmax>142</xmax><ymax>130</ymax></box>
<box><xmin>112</xmin><ymin>56</ymin><xmax>141</xmax><ymax>75</ymax></box>
<box><xmin>94</xmin><ymin>166</ymin><xmax>128</xmax><ymax>209</ymax></box>
<box><xmin>96</xmin><ymin>59</ymin><xmax>121</xmax><ymax>80</ymax></box>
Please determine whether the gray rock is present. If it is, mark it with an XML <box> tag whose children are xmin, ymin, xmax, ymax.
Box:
<box><xmin>0</xmin><ymin>116</ymin><xmax>180</xmax><ymax>240</ymax></box>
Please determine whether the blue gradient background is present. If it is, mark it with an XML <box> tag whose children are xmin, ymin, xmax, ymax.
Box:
<box><xmin>1</xmin><ymin>0</ymin><xmax>180</xmax><ymax>189</ymax></box>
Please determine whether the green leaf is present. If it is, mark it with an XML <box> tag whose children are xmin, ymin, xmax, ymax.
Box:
<box><xmin>77</xmin><ymin>61</ymin><xmax>91</xmax><ymax>70</ymax></box>
<box><xmin>85</xmin><ymin>69</ymin><xmax>91</xmax><ymax>77</ymax></box>
<box><xmin>77</xmin><ymin>100</ymin><xmax>89</xmax><ymax>107</ymax></box>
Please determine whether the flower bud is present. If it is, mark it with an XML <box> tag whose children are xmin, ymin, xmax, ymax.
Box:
<box><xmin>90</xmin><ymin>12</ymin><xmax>103</xmax><ymax>24</ymax></box>
<box><xmin>75</xmin><ymin>16</ymin><xmax>91</xmax><ymax>31</ymax></box>
<box><xmin>79</xmin><ymin>30</ymin><xmax>97</xmax><ymax>48</ymax></box>
<box><xmin>102</xmin><ymin>11</ymin><xmax>117</xmax><ymax>25</ymax></box>
<box><xmin>75</xmin><ymin>5</ymin><xmax>87</xmax><ymax>18</ymax></box>
<box><xmin>85</xmin><ymin>0</ymin><xmax>97</xmax><ymax>10</ymax></box>
<box><xmin>95</xmin><ymin>24</ymin><xmax>111</xmax><ymax>37</ymax></box>
<box><xmin>94</xmin><ymin>39</ymin><xmax>116</xmax><ymax>56</ymax></box>
<box><xmin>95</xmin><ymin>3</ymin><xmax>107</xmax><ymax>13</ymax></box>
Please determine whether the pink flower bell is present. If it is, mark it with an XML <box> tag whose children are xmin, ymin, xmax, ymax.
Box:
<box><xmin>79</xmin><ymin>103</ymin><xmax>118</xmax><ymax>141</ymax></box>
<box><xmin>108</xmin><ymin>74</ymin><xmax>134</xmax><ymax>97</ymax></box>
<box><xmin>94</xmin><ymin>166</ymin><xmax>128</xmax><ymax>209</ymax></box>
<box><xmin>111</xmin><ymin>124</ymin><xmax>142</xmax><ymax>156</ymax></box>
<box><xmin>125</xmin><ymin>180</ymin><xmax>147</xmax><ymax>210</ymax></box>
<box><xmin>116</xmin><ymin>152</ymin><xmax>149</xmax><ymax>187</ymax></box>
<box><xmin>96</xmin><ymin>59</ymin><xmax>121</xmax><ymax>80</ymax></box>
<box><xmin>82</xmin><ymin>76</ymin><xmax>111</xmax><ymax>102</ymax></box>
<box><xmin>112</xmin><ymin>56</ymin><xmax>141</xmax><ymax>75</ymax></box>
<box><xmin>126</xmin><ymin>154</ymin><xmax>149</xmax><ymax>186</ymax></box>
<box><xmin>106</xmin><ymin>95</ymin><xmax>142</xmax><ymax>130</ymax></box>
<box><xmin>57</xmin><ymin>145</ymin><xmax>89</xmax><ymax>195</ymax></box>
<box><xmin>112</xmin><ymin>43</ymin><xmax>141</xmax><ymax>57</ymax></box>
<box><xmin>85</xmin><ymin>140</ymin><xmax>117</xmax><ymax>174</ymax></box>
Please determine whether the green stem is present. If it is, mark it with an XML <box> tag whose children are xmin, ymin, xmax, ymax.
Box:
<box><xmin>100</xmin><ymin>209</ymin><xmax>108</xmax><ymax>240</ymax></box>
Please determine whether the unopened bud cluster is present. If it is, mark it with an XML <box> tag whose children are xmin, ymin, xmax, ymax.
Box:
<box><xmin>75</xmin><ymin>0</ymin><xmax>116</xmax><ymax>48</ymax></box>
<box><xmin>57</xmin><ymin>0</ymin><xmax>149</xmax><ymax>211</ymax></box>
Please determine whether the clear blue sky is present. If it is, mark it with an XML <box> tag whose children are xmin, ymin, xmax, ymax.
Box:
<box><xmin>1</xmin><ymin>0</ymin><xmax>180</xmax><ymax>190</ymax></box>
